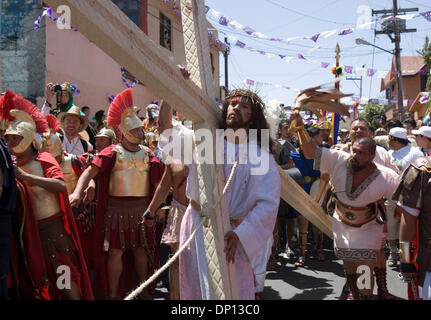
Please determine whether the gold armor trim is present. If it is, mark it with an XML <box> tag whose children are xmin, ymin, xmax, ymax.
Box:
<box><xmin>62</xmin><ymin>155</ymin><xmax>79</xmax><ymax>194</ymax></box>
<box><xmin>40</xmin><ymin>132</ymin><xmax>63</xmax><ymax>158</ymax></box>
<box><xmin>109</xmin><ymin>144</ymin><xmax>151</xmax><ymax>197</ymax></box>
<box><xmin>20</xmin><ymin>159</ymin><xmax>60</xmax><ymax>220</ymax></box>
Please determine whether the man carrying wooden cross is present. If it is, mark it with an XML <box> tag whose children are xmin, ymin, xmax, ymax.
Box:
<box><xmin>151</xmin><ymin>89</ymin><xmax>281</xmax><ymax>300</ymax></box>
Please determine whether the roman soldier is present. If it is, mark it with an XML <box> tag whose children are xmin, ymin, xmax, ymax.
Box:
<box><xmin>1</xmin><ymin>90</ymin><xmax>92</xmax><ymax>300</ymax></box>
<box><xmin>40</xmin><ymin>114</ymin><xmax>95</xmax><ymax>271</ymax></box>
<box><xmin>394</xmin><ymin>156</ymin><xmax>431</xmax><ymax>300</ymax></box>
<box><xmin>69</xmin><ymin>88</ymin><xmax>163</xmax><ymax>299</ymax></box>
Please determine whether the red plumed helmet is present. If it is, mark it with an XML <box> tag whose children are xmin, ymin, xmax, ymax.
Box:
<box><xmin>107</xmin><ymin>88</ymin><xmax>143</xmax><ymax>143</ymax></box>
<box><xmin>107</xmin><ymin>88</ymin><xmax>134</xmax><ymax>127</ymax></box>
<box><xmin>1</xmin><ymin>90</ymin><xmax>48</xmax><ymax>134</ymax></box>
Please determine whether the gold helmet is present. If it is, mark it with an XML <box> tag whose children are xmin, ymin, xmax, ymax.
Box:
<box><xmin>1</xmin><ymin>91</ymin><xmax>48</xmax><ymax>154</ymax></box>
<box><xmin>40</xmin><ymin>114</ymin><xmax>63</xmax><ymax>158</ymax></box>
<box><xmin>95</xmin><ymin>126</ymin><xmax>117</xmax><ymax>144</ymax></box>
<box><xmin>107</xmin><ymin>88</ymin><xmax>143</xmax><ymax>144</ymax></box>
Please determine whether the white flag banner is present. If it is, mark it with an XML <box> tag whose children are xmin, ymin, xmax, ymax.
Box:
<box><xmin>285</xmin><ymin>36</ymin><xmax>300</xmax><ymax>43</ymax></box>
<box><xmin>307</xmin><ymin>45</ymin><xmax>321</xmax><ymax>55</ymax></box>
<box><xmin>320</xmin><ymin>29</ymin><xmax>338</xmax><ymax>38</ymax></box>
<box><xmin>355</xmin><ymin>67</ymin><xmax>367</xmax><ymax>77</ymax></box>
<box><xmin>378</xmin><ymin>70</ymin><xmax>389</xmax><ymax>79</ymax></box>
<box><xmin>208</xmin><ymin>9</ymin><xmax>221</xmax><ymax>21</ymax></box>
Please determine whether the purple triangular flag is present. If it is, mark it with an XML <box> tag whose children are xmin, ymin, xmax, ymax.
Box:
<box><xmin>367</xmin><ymin>69</ymin><xmax>376</xmax><ymax>77</ymax></box>
<box><xmin>219</xmin><ymin>16</ymin><xmax>229</xmax><ymax>26</ymax></box>
<box><xmin>311</xmin><ymin>33</ymin><xmax>320</xmax><ymax>42</ymax></box>
<box><xmin>345</xmin><ymin>66</ymin><xmax>353</xmax><ymax>74</ymax></box>
<box><xmin>338</xmin><ymin>28</ymin><xmax>353</xmax><ymax>35</ymax></box>
<box><xmin>279</xmin><ymin>55</ymin><xmax>286</xmax><ymax>59</ymax></box>
<box><xmin>298</xmin><ymin>54</ymin><xmax>306</xmax><ymax>60</ymax></box>
<box><xmin>243</xmin><ymin>26</ymin><xmax>255</xmax><ymax>35</ymax></box>
<box><xmin>235</xmin><ymin>40</ymin><xmax>246</xmax><ymax>48</ymax></box>
<box><xmin>246</xmin><ymin>79</ymin><xmax>255</xmax><ymax>86</ymax></box>
<box><xmin>321</xmin><ymin>62</ymin><xmax>330</xmax><ymax>68</ymax></box>
<box><xmin>420</xmin><ymin>11</ymin><xmax>431</xmax><ymax>22</ymax></box>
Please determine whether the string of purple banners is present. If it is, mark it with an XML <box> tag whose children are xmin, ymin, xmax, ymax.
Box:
<box><xmin>121</xmin><ymin>67</ymin><xmax>139</xmax><ymax>89</ymax></box>
<box><xmin>206</xmin><ymin>4</ymin><xmax>431</xmax><ymax>45</ymax></box>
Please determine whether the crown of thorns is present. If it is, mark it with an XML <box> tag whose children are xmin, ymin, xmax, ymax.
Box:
<box><xmin>226</xmin><ymin>89</ymin><xmax>265</xmax><ymax>110</ymax></box>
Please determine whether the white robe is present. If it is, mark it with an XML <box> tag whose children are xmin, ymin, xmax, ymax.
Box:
<box><xmin>315</xmin><ymin>147</ymin><xmax>399</xmax><ymax>261</ymax></box>
<box><xmin>159</xmin><ymin>123</ymin><xmax>280</xmax><ymax>299</ymax></box>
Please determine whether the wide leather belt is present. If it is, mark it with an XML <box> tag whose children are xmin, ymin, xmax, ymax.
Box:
<box><xmin>336</xmin><ymin>199</ymin><xmax>377</xmax><ymax>228</ymax></box>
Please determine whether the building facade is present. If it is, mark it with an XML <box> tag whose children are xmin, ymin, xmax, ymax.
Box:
<box><xmin>380</xmin><ymin>56</ymin><xmax>430</xmax><ymax>120</ymax></box>
<box><xmin>1</xmin><ymin>0</ymin><xmax>223</xmax><ymax>118</ymax></box>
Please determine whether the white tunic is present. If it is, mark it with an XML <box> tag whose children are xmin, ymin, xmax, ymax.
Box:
<box><xmin>315</xmin><ymin>147</ymin><xmax>399</xmax><ymax>261</ymax></box>
<box><xmin>159</xmin><ymin>123</ymin><xmax>280</xmax><ymax>299</ymax></box>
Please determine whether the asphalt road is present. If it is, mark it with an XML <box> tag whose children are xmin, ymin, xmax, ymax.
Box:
<box><xmin>153</xmin><ymin>241</ymin><xmax>409</xmax><ymax>300</ymax></box>
<box><xmin>262</xmin><ymin>245</ymin><xmax>409</xmax><ymax>300</ymax></box>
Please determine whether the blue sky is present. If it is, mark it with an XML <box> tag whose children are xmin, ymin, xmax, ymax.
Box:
<box><xmin>205</xmin><ymin>0</ymin><xmax>431</xmax><ymax>107</ymax></box>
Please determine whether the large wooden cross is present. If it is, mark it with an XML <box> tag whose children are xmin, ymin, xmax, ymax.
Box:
<box><xmin>44</xmin><ymin>0</ymin><xmax>332</xmax><ymax>300</ymax></box>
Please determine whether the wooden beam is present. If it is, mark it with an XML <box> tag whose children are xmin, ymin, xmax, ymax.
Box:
<box><xmin>43</xmin><ymin>0</ymin><xmax>219</xmax><ymax>127</ymax></box>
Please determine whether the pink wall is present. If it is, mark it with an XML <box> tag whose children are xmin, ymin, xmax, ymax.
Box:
<box><xmin>45</xmin><ymin>19</ymin><xmax>157</xmax><ymax>118</ymax></box>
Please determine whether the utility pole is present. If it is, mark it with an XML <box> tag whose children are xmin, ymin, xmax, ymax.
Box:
<box><xmin>372</xmin><ymin>2</ymin><xmax>418</xmax><ymax>121</ymax></box>
<box><xmin>346</xmin><ymin>65</ymin><xmax>364</xmax><ymax>100</ymax></box>
<box><xmin>223</xmin><ymin>37</ymin><xmax>230</xmax><ymax>89</ymax></box>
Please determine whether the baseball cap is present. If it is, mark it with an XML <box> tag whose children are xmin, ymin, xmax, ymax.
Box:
<box><xmin>412</xmin><ymin>126</ymin><xmax>431</xmax><ymax>139</ymax></box>
<box><xmin>389</xmin><ymin>127</ymin><xmax>408</xmax><ymax>140</ymax></box>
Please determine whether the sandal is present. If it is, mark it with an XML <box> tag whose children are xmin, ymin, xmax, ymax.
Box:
<box><xmin>294</xmin><ymin>256</ymin><xmax>305</xmax><ymax>267</ymax></box>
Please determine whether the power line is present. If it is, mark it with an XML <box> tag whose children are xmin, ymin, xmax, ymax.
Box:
<box><xmin>263</xmin><ymin>0</ymin><xmax>343</xmax><ymax>32</ymax></box>
<box><xmin>263</xmin><ymin>0</ymin><xmax>352</xmax><ymax>26</ymax></box>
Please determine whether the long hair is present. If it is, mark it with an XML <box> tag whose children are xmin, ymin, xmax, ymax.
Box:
<box><xmin>219</xmin><ymin>92</ymin><xmax>275</xmax><ymax>154</ymax></box>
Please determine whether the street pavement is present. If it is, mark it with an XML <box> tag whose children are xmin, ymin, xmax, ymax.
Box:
<box><xmin>262</xmin><ymin>245</ymin><xmax>408</xmax><ymax>300</ymax></box>
<box><xmin>154</xmin><ymin>241</ymin><xmax>409</xmax><ymax>300</ymax></box>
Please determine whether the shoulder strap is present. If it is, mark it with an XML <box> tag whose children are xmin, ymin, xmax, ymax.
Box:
<box><xmin>80</xmin><ymin>139</ymin><xmax>88</xmax><ymax>153</ymax></box>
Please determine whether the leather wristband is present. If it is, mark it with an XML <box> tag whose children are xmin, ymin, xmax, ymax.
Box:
<box><xmin>400</xmin><ymin>262</ymin><xmax>417</xmax><ymax>274</ymax></box>
<box><xmin>143</xmin><ymin>209</ymin><xmax>155</xmax><ymax>220</ymax></box>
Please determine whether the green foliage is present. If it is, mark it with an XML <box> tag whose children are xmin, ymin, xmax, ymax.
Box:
<box><xmin>359</xmin><ymin>103</ymin><xmax>386</xmax><ymax>130</ymax></box>
<box><xmin>417</xmin><ymin>36</ymin><xmax>431</xmax><ymax>66</ymax></box>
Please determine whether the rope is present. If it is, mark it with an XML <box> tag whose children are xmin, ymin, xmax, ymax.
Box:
<box><xmin>124</xmin><ymin>161</ymin><xmax>239</xmax><ymax>300</ymax></box>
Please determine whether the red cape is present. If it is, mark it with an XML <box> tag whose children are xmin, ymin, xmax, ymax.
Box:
<box><xmin>92</xmin><ymin>145</ymin><xmax>164</xmax><ymax>298</ymax></box>
<box><xmin>15</xmin><ymin>152</ymin><xmax>93</xmax><ymax>300</ymax></box>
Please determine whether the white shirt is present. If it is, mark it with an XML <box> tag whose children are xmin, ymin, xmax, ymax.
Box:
<box><xmin>62</xmin><ymin>136</ymin><xmax>93</xmax><ymax>156</ymax></box>
<box><xmin>389</xmin><ymin>145</ymin><xmax>423</xmax><ymax>174</ymax></box>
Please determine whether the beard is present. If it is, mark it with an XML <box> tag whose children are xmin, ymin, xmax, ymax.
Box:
<box><xmin>226</xmin><ymin>113</ymin><xmax>251</xmax><ymax>130</ymax></box>
<box><xmin>349</xmin><ymin>158</ymin><xmax>368</xmax><ymax>172</ymax></box>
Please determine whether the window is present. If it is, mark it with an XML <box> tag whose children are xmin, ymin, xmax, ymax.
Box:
<box><xmin>160</xmin><ymin>13</ymin><xmax>172</xmax><ymax>51</ymax></box>
<box><xmin>113</xmin><ymin>0</ymin><xmax>141</xmax><ymax>27</ymax></box>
